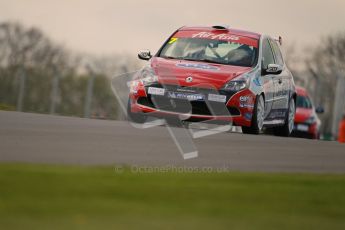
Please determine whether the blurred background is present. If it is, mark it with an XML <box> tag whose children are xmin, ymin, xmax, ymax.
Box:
<box><xmin>0</xmin><ymin>0</ymin><xmax>345</xmax><ymax>138</ymax></box>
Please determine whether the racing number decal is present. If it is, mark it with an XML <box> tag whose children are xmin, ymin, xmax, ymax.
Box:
<box><xmin>168</xmin><ymin>37</ymin><xmax>178</xmax><ymax>44</ymax></box>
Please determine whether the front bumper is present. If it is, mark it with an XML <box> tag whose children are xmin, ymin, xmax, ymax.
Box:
<box><xmin>129</xmin><ymin>84</ymin><xmax>256</xmax><ymax>126</ymax></box>
<box><xmin>292</xmin><ymin>122</ymin><xmax>318</xmax><ymax>139</ymax></box>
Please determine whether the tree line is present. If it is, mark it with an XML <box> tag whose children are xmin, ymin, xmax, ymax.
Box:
<box><xmin>0</xmin><ymin>21</ymin><xmax>139</xmax><ymax>119</ymax></box>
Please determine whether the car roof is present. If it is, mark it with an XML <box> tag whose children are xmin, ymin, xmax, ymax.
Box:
<box><xmin>179</xmin><ymin>26</ymin><xmax>261</xmax><ymax>40</ymax></box>
<box><xmin>296</xmin><ymin>86</ymin><xmax>309</xmax><ymax>96</ymax></box>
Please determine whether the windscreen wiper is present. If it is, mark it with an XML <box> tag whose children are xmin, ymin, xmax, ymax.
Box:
<box><xmin>200</xmin><ymin>59</ymin><xmax>225</xmax><ymax>64</ymax></box>
<box><xmin>181</xmin><ymin>57</ymin><xmax>225</xmax><ymax>65</ymax></box>
<box><xmin>162</xmin><ymin>56</ymin><xmax>182</xmax><ymax>60</ymax></box>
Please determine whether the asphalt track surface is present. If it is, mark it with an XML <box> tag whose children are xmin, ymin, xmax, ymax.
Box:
<box><xmin>0</xmin><ymin>111</ymin><xmax>344</xmax><ymax>173</ymax></box>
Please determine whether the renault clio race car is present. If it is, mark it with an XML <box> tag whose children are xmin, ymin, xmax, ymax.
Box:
<box><xmin>128</xmin><ymin>25</ymin><xmax>296</xmax><ymax>136</ymax></box>
<box><xmin>292</xmin><ymin>86</ymin><xmax>323</xmax><ymax>139</ymax></box>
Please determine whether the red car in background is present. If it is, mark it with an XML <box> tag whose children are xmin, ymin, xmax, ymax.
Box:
<box><xmin>292</xmin><ymin>86</ymin><xmax>323</xmax><ymax>139</ymax></box>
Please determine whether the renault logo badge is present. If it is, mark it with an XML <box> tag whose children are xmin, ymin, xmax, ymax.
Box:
<box><xmin>185</xmin><ymin>76</ymin><xmax>193</xmax><ymax>83</ymax></box>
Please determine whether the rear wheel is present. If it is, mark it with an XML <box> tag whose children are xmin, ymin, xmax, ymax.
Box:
<box><xmin>273</xmin><ymin>98</ymin><xmax>295</xmax><ymax>137</ymax></box>
<box><xmin>242</xmin><ymin>95</ymin><xmax>265</xmax><ymax>135</ymax></box>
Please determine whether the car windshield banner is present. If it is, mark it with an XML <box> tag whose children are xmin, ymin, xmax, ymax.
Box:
<box><xmin>172</xmin><ymin>30</ymin><xmax>259</xmax><ymax>48</ymax></box>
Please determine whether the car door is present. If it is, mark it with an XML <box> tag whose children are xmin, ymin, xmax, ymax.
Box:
<box><xmin>261</xmin><ymin>38</ymin><xmax>276</xmax><ymax>119</ymax></box>
<box><xmin>269</xmin><ymin>38</ymin><xmax>290</xmax><ymax>119</ymax></box>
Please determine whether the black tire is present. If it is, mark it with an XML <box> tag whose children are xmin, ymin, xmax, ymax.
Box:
<box><xmin>273</xmin><ymin>98</ymin><xmax>295</xmax><ymax>137</ymax></box>
<box><xmin>242</xmin><ymin>95</ymin><xmax>264</xmax><ymax>135</ymax></box>
<box><xmin>127</xmin><ymin>99</ymin><xmax>147</xmax><ymax>124</ymax></box>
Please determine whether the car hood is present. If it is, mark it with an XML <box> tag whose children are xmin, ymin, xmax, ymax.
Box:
<box><xmin>295</xmin><ymin>107</ymin><xmax>313</xmax><ymax>123</ymax></box>
<box><xmin>151</xmin><ymin>57</ymin><xmax>252</xmax><ymax>89</ymax></box>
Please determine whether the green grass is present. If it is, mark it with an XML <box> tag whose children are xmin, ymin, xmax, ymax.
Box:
<box><xmin>0</xmin><ymin>103</ymin><xmax>15</xmax><ymax>111</ymax></box>
<box><xmin>0</xmin><ymin>163</ymin><xmax>345</xmax><ymax>230</ymax></box>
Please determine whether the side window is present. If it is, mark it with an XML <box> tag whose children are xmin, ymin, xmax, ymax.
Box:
<box><xmin>270</xmin><ymin>39</ymin><xmax>284</xmax><ymax>66</ymax></box>
<box><xmin>262</xmin><ymin>38</ymin><xmax>275</xmax><ymax>70</ymax></box>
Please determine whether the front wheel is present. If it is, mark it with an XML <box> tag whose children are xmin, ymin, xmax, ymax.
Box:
<box><xmin>273</xmin><ymin>98</ymin><xmax>295</xmax><ymax>137</ymax></box>
<box><xmin>242</xmin><ymin>94</ymin><xmax>265</xmax><ymax>135</ymax></box>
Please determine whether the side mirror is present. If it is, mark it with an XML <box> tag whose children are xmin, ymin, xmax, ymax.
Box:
<box><xmin>265</xmin><ymin>64</ymin><xmax>283</xmax><ymax>74</ymax></box>
<box><xmin>315</xmin><ymin>106</ymin><xmax>324</xmax><ymax>114</ymax></box>
<box><xmin>138</xmin><ymin>50</ymin><xmax>152</xmax><ymax>61</ymax></box>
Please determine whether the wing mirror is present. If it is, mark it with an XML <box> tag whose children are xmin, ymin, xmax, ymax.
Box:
<box><xmin>138</xmin><ymin>50</ymin><xmax>152</xmax><ymax>61</ymax></box>
<box><xmin>315</xmin><ymin>106</ymin><xmax>324</xmax><ymax>114</ymax></box>
<box><xmin>265</xmin><ymin>64</ymin><xmax>283</xmax><ymax>74</ymax></box>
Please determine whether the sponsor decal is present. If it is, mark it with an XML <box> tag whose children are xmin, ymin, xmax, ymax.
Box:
<box><xmin>173</xmin><ymin>30</ymin><xmax>259</xmax><ymax>48</ymax></box>
<box><xmin>244</xmin><ymin>112</ymin><xmax>252</xmax><ymax>120</ymax></box>
<box><xmin>168</xmin><ymin>92</ymin><xmax>204</xmax><ymax>101</ymax></box>
<box><xmin>239</xmin><ymin>95</ymin><xmax>254</xmax><ymax>108</ymax></box>
<box><xmin>208</xmin><ymin>94</ymin><xmax>226</xmax><ymax>103</ymax></box>
<box><xmin>239</xmin><ymin>96</ymin><xmax>252</xmax><ymax>102</ymax></box>
<box><xmin>275</xmin><ymin>90</ymin><xmax>289</xmax><ymax>97</ymax></box>
<box><xmin>167</xmin><ymin>92</ymin><xmax>177</xmax><ymax>98</ymax></box>
<box><xmin>192</xmin><ymin>32</ymin><xmax>240</xmax><ymax>41</ymax></box>
<box><xmin>268</xmin><ymin>110</ymin><xmax>286</xmax><ymax>118</ymax></box>
<box><xmin>240</xmin><ymin>103</ymin><xmax>254</xmax><ymax>108</ymax></box>
<box><xmin>253</xmin><ymin>78</ymin><xmax>261</xmax><ymax>86</ymax></box>
<box><xmin>148</xmin><ymin>87</ymin><xmax>165</xmax><ymax>96</ymax></box>
<box><xmin>176</xmin><ymin>63</ymin><xmax>219</xmax><ymax>71</ymax></box>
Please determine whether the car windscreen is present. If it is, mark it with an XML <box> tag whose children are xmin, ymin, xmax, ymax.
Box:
<box><xmin>296</xmin><ymin>95</ymin><xmax>313</xmax><ymax>109</ymax></box>
<box><xmin>158</xmin><ymin>31</ymin><xmax>259</xmax><ymax>67</ymax></box>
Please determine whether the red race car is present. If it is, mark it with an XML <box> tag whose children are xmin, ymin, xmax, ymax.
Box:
<box><xmin>292</xmin><ymin>86</ymin><xmax>323</xmax><ymax>139</ymax></box>
<box><xmin>128</xmin><ymin>25</ymin><xmax>297</xmax><ymax>136</ymax></box>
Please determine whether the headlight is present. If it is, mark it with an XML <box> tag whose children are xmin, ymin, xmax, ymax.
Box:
<box><xmin>141</xmin><ymin>74</ymin><xmax>158</xmax><ymax>86</ymax></box>
<box><xmin>305</xmin><ymin>116</ymin><xmax>316</xmax><ymax>125</ymax></box>
<box><xmin>128</xmin><ymin>80</ymin><xmax>140</xmax><ymax>93</ymax></box>
<box><xmin>222</xmin><ymin>67</ymin><xmax>259</xmax><ymax>92</ymax></box>
<box><xmin>139</xmin><ymin>66</ymin><xmax>158</xmax><ymax>86</ymax></box>
<box><xmin>221</xmin><ymin>72</ymin><xmax>251</xmax><ymax>92</ymax></box>
<box><xmin>128</xmin><ymin>66</ymin><xmax>158</xmax><ymax>93</ymax></box>
<box><xmin>222</xmin><ymin>80</ymin><xmax>247</xmax><ymax>91</ymax></box>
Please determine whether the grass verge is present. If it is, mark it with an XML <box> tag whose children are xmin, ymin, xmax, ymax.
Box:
<box><xmin>0</xmin><ymin>163</ymin><xmax>345</xmax><ymax>229</ymax></box>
